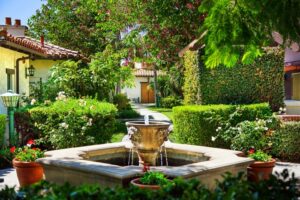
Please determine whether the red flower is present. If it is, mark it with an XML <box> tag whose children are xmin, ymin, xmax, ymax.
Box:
<box><xmin>143</xmin><ymin>163</ymin><xmax>150</xmax><ymax>172</ymax></box>
<box><xmin>248</xmin><ymin>147</ymin><xmax>255</xmax><ymax>155</ymax></box>
<box><xmin>27</xmin><ymin>139</ymin><xmax>35</xmax><ymax>146</ymax></box>
<box><xmin>10</xmin><ymin>146</ymin><xmax>16</xmax><ymax>153</ymax></box>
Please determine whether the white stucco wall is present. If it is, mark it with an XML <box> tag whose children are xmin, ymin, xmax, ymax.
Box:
<box><xmin>122</xmin><ymin>76</ymin><xmax>154</xmax><ymax>102</ymax></box>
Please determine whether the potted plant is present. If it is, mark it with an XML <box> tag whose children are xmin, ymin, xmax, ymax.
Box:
<box><xmin>247</xmin><ymin>149</ymin><xmax>276</xmax><ymax>182</ymax></box>
<box><xmin>131</xmin><ymin>171</ymin><xmax>170</xmax><ymax>190</ymax></box>
<box><xmin>11</xmin><ymin>140</ymin><xmax>45</xmax><ymax>187</ymax></box>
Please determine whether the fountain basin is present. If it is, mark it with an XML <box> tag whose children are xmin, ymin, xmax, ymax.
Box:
<box><xmin>37</xmin><ymin>142</ymin><xmax>253</xmax><ymax>189</ymax></box>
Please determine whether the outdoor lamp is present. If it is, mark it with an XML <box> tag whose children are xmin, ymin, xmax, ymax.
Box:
<box><xmin>0</xmin><ymin>90</ymin><xmax>20</xmax><ymax>146</ymax></box>
<box><xmin>25</xmin><ymin>65</ymin><xmax>35</xmax><ymax>78</ymax></box>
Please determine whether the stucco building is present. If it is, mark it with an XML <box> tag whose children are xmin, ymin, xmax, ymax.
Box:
<box><xmin>0</xmin><ymin>17</ymin><xmax>82</xmax><ymax>114</ymax></box>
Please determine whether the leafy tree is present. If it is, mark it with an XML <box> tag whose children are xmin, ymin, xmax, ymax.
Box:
<box><xmin>28</xmin><ymin>0</ymin><xmax>111</xmax><ymax>56</ymax></box>
<box><xmin>199</xmin><ymin>0</ymin><xmax>300</xmax><ymax>67</ymax></box>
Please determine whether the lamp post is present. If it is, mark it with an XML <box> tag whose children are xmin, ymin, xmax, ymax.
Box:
<box><xmin>0</xmin><ymin>90</ymin><xmax>20</xmax><ymax>146</ymax></box>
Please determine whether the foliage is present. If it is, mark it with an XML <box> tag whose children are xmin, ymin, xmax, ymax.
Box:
<box><xmin>0</xmin><ymin>148</ymin><xmax>13</xmax><ymax>169</ymax></box>
<box><xmin>199</xmin><ymin>48</ymin><xmax>284</xmax><ymax>111</ymax></box>
<box><xmin>161</xmin><ymin>96</ymin><xmax>182</xmax><ymax>108</ymax></box>
<box><xmin>13</xmin><ymin>146</ymin><xmax>44</xmax><ymax>162</ymax></box>
<box><xmin>199</xmin><ymin>0</ymin><xmax>300</xmax><ymax>68</ymax></box>
<box><xmin>0</xmin><ymin>114</ymin><xmax>6</xmax><ymax>147</ymax></box>
<box><xmin>271</xmin><ymin>122</ymin><xmax>300</xmax><ymax>161</ymax></box>
<box><xmin>221</xmin><ymin>117</ymin><xmax>279</xmax><ymax>153</ymax></box>
<box><xmin>30</xmin><ymin>98</ymin><xmax>117</xmax><ymax>149</ymax></box>
<box><xmin>28</xmin><ymin>0</ymin><xmax>110</xmax><ymax>56</ymax></box>
<box><xmin>41</xmin><ymin>61</ymin><xmax>93</xmax><ymax>101</ymax></box>
<box><xmin>249</xmin><ymin>150</ymin><xmax>272</xmax><ymax>162</ymax></box>
<box><xmin>139</xmin><ymin>171</ymin><xmax>170</xmax><ymax>186</ymax></box>
<box><xmin>173</xmin><ymin>103</ymin><xmax>272</xmax><ymax>147</ymax></box>
<box><xmin>117</xmin><ymin>109</ymin><xmax>140</xmax><ymax>119</ymax></box>
<box><xmin>89</xmin><ymin>45</ymin><xmax>134</xmax><ymax>100</ymax></box>
<box><xmin>183</xmin><ymin>51</ymin><xmax>202</xmax><ymax>105</ymax></box>
<box><xmin>113</xmin><ymin>94</ymin><xmax>131</xmax><ymax>111</ymax></box>
<box><xmin>1</xmin><ymin>170</ymin><xmax>299</xmax><ymax>199</ymax></box>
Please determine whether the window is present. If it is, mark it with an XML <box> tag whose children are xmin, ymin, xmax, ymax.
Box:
<box><xmin>6</xmin><ymin>68</ymin><xmax>15</xmax><ymax>91</ymax></box>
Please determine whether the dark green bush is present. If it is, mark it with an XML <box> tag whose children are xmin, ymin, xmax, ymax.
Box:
<box><xmin>118</xmin><ymin>109</ymin><xmax>140</xmax><ymax>119</ymax></box>
<box><xmin>173</xmin><ymin>103</ymin><xmax>272</xmax><ymax>147</ymax></box>
<box><xmin>113</xmin><ymin>94</ymin><xmax>131</xmax><ymax>111</ymax></box>
<box><xmin>271</xmin><ymin>122</ymin><xmax>300</xmax><ymax>161</ymax></box>
<box><xmin>161</xmin><ymin>96</ymin><xmax>182</xmax><ymax>108</ymax></box>
<box><xmin>30</xmin><ymin>99</ymin><xmax>117</xmax><ymax>149</ymax></box>
<box><xmin>0</xmin><ymin>114</ymin><xmax>6</xmax><ymax>147</ymax></box>
<box><xmin>199</xmin><ymin>48</ymin><xmax>284</xmax><ymax>111</ymax></box>
<box><xmin>1</xmin><ymin>170</ymin><xmax>298</xmax><ymax>200</ymax></box>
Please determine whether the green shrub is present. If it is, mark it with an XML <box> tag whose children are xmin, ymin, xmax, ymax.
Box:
<box><xmin>271</xmin><ymin>122</ymin><xmax>300</xmax><ymax>161</ymax></box>
<box><xmin>1</xmin><ymin>170</ymin><xmax>298</xmax><ymax>199</ymax></box>
<box><xmin>30</xmin><ymin>99</ymin><xmax>117</xmax><ymax>149</ymax></box>
<box><xmin>199</xmin><ymin>48</ymin><xmax>284</xmax><ymax>111</ymax></box>
<box><xmin>139</xmin><ymin>171</ymin><xmax>170</xmax><ymax>185</ymax></box>
<box><xmin>0</xmin><ymin>114</ymin><xmax>6</xmax><ymax>147</ymax></box>
<box><xmin>161</xmin><ymin>96</ymin><xmax>182</xmax><ymax>108</ymax></box>
<box><xmin>173</xmin><ymin>103</ymin><xmax>272</xmax><ymax>147</ymax></box>
<box><xmin>118</xmin><ymin>109</ymin><xmax>140</xmax><ymax>119</ymax></box>
<box><xmin>113</xmin><ymin>94</ymin><xmax>131</xmax><ymax>111</ymax></box>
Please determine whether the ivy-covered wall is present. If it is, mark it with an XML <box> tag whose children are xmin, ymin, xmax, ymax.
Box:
<box><xmin>183</xmin><ymin>51</ymin><xmax>202</xmax><ymax>104</ymax></box>
<box><xmin>197</xmin><ymin>48</ymin><xmax>284</xmax><ymax>111</ymax></box>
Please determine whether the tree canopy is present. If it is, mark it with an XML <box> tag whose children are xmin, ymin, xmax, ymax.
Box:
<box><xmin>199</xmin><ymin>0</ymin><xmax>300</xmax><ymax>67</ymax></box>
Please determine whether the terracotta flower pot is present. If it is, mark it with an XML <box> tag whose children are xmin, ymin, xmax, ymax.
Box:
<box><xmin>130</xmin><ymin>178</ymin><xmax>161</xmax><ymax>190</ymax></box>
<box><xmin>13</xmin><ymin>158</ymin><xmax>44</xmax><ymax>187</ymax></box>
<box><xmin>247</xmin><ymin>158</ymin><xmax>276</xmax><ymax>182</ymax></box>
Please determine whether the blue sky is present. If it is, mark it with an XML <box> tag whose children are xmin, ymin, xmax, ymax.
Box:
<box><xmin>0</xmin><ymin>0</ymin><xmax>44</xmax><ymax>26</ymax></box>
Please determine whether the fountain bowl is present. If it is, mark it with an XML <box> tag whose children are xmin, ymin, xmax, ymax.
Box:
<box><xmin>126</xmin><ymin>121</ymin><xmax>171</xmax><ymax>166</ymax></box>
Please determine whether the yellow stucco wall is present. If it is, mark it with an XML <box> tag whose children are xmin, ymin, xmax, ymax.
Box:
<box><xmin>0</xmin><ymin>47</ymin><xmax>28</xmax><ymax>113</ymax></box>
<box><xmin>0</xmin><ymin>46</ymin><xmax>62</xmax><ymax>113</ymax></box>
<box><xmin>29</xmin><ymin>60</ymin><xmax>60</xmax><ymax>83</ymax></box>
<box><xmin>292</xmin><ymin>73</ymin><xmax>300</xmax><ymax>100</ymax></box>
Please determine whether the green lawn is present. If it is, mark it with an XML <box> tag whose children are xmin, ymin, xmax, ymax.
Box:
<box><xmin>148</xmin><ymin>107</ymin><xmax>173</xmax><ymax>121</ymax></box>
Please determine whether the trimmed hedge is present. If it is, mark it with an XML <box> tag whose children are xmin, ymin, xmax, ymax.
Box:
<box><xmin>0</xmin><ymin>114</ymin><xmax>6</xmax><ymax>146</ymax></box>
<box><xmin>199</xmin><ymin>48</ymin><xmax>284</xmax><ymax>111</ymax></box>
<box><xmin>161</xmin><ymin>96</ymin><xmax>182</xmax><ymax>108</ymax></box>
<box><xmin>30</xmin><ymin>99</ymin><xmax>117</xmax><ymax>149</ymax></box>
<box><xmin>173</xmin><ymin>103</ymin><xmax>272</xmax><ymax>147</ymax></box>
<box><xmin>271</xmin><ymin>122</ymin><xmax>300</xmax><ymax>161</ymax></box>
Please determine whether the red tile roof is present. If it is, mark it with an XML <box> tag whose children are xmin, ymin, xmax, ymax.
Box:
<box><xmin>134</xmin><ymin>69</ymin><xmax>166</xmax><ymax>77</ymax></box>
<box><xmin>0</xmin><ymin>30</ymin><xmax>83</xmax><ymax>60</ymax></box>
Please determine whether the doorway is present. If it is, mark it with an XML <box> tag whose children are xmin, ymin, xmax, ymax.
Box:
<box><xmin>140</xmin><ymin>82</ymin><xmax>155</xmax><ymax>103</ymax></box>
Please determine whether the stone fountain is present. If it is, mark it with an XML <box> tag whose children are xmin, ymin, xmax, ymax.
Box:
<box><xmin>37</xmin><ymin>119</ymin><xmax>254</xmax><ymax>188</ymax></box>
<box><xmin>126</xmin><ymin>120</ymin><xmax>171</xmax><ymax>166</ymax></box>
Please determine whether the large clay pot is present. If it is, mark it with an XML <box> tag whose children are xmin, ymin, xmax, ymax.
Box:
<box><xmin>13</xmin><ymin>158</ymin><xmax>44</xmax><ymax>187</ymax></box>
<box><xmin>247</xmin><ymin>158</ymin><xmax>276</xmax><ymax>182</ymax></box>
<box><xmin>130</xmin><ymin>178</ymin><xmax>161</xmax><ymax>190</ymax></box>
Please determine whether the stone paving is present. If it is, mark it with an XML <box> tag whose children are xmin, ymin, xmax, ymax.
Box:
<box><xmin>132</xmin><ymin>103</ymin><xmax>171</xmax><ymax>122</ymax></box>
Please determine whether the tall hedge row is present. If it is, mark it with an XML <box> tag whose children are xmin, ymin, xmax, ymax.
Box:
<box><xmin>172</xmin><ymin>103</ymin><xmax>272</xmax><ymax>148</ymax></box>
<box><xmin>0</xmin><ymin>114</ymin><xmax>6</xmax><ymax>146</ymax></box>
<box><xmin>183</xmin><ymin>48</ymin><xmax>284</xmax><ymax>111</ymax></box>
<box><xmin>200</xmin><ymin>48</ymin><xmax>284</xmax><ymax>111</ymax></box>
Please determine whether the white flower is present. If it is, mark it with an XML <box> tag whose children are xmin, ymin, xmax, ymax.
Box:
<box><xmin>216</xmin><ymin>127</ymin><xmax>222</xmax><ymax>132</ymax></box>
<box><xmin>82</xmin><ymin>126</ymin><xmax>87</xmax><ymax>130</ymax></box>
<box><xmin>279</xmin><ymin>107</ymin><xmax>283</xmax><ymax>111</ymax></box>
<box><xmin>30</xmin><ymin>99</ymin><xmax>36</xmax><ymax>105</ymax></box>
<box><xmin>87</xmin><ymin>118</ymin><xmax>93</xmax><ymax>126</ymax></box>
<box><xmin>79</xmin><ymin>99</ymin><xmax>87</xmax><ymax>106</ymax></box>
<box><xmin>211</xmin><ymin>136</ymin><xmax>216</xmax><ymax>142</ymax></box>
<box><xmin>264</xmin><ymin>127</ymin><xmax>268</xmax><ymax>131</ymax></box>
<box><xmin>60</xmin><ymin>122</ymin><xmax>69</xmax><ymax>129</ymax></box>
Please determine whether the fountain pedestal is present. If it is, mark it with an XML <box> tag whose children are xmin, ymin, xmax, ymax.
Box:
<box><xmin>126</xmin><ymin>121</ymin><xmax>170</xmax><ymax>166</ymax></box>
